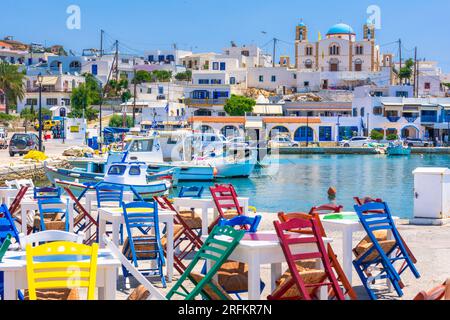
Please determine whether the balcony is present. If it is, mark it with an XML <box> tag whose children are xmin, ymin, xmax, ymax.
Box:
<box><xmin>421</xmin><ymin>115</ymin><xmax>438</xmax><ymax>123</ymax></box>
<box><xmin>404</xmin><ymin>116</ymin><xmax>419</xmax><ymax>123</ymax></box>
<box><xmin>185</xmin><ymin>97</ymin><xmax>228</xmax><ymax>107</ymax></box>
<box><xmin>387</xmin><ymin>116</ymin><xmax>401</xmax><ymax>123</ymax></box>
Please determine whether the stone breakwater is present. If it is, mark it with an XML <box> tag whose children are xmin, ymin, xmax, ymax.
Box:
<box><xmin>0</xmin><ymin>160</ymin><xmax>65</xmax><ymax>186</ymax></box>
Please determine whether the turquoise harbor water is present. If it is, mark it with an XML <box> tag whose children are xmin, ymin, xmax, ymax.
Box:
<box><xmin>178</xmin><ymin>154</ymin><xmax>450</xmax><ymax>219</ymax></box>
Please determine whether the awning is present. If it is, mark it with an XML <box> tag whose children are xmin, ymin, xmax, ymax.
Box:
<box><xmin>41</xmin><ymin>76</ymin><xmax>58</xmax><ymax>86</ymax></box>
<box><xmin>439</xmin><ymin>104</ymin><xmax>450</xmax><ymax>110</ymax></box>
<box><xmin>253</xmin><ymin>104</ymin><xmax>283</xmax><ymax>115</ymax></box>
<box><xmin>382</xmin><ymin>103</ymin><xmax>403</xmax><ymax>111</ymax></box>
<box><xmin>245</xmin><ymin>120</ymin><xmax>264</xmax><ymax>129</ymax></box>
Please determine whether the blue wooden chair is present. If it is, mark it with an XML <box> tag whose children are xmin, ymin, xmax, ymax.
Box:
<box><xmin>122</xmin><ymin>201</ymin><xmax>166</xmax><ymax>288</ymax></box>
<box><xmin>205</xmin><ymin>215</ymin><xmax>264</xmax><ymax>299</ymax></box>
<box><xmin>0</xmin><ymin>205</ymin><xmax>22</xmax><ymax>300</ymax></box>
<box><xmin>36</xmin><ymin>198</ymin><xmax>69</xmax><ymax>232</ymax></box>
<box><xmin>34</xmin><ymin>187</ymin><xmax>62</xmax><ymax>200</ymax></box>
<box><xmin>178</xmin><ymin>186</ymin><xmax>204</xmax><ymax>198</ymax></box>
<box><xmin>95</xmin><ymin>184</ymin><xmax>124</xmax><ymax>243</ymax></box>
<box><xmin>353</xmin><ymin>202</ymin><xmax>420</xmax><ymax>300</ymax></box>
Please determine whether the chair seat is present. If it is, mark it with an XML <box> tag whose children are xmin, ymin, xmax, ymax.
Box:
<box><xmin>217</xmin><ymin>261</ymin><xmax>249</xmax><ymax>293</ymax></box>
<box><xmin>179</xmin><ymin>210</ymin><xmax>203</xmax><ymax>230</ymax></box>
<box><xmin>24</xmin><ymin>289</ymin><xmax>79</xmax><ymax>300</ymax></box>
<box><xmin>127</xmin><ymin>285</ymin><xmax>150</xmax><ymax>301</ymax></box>
<box><xmin>123</xmin><ymin>236</ymin><xmax>160</xmax><ymax>259</ymax></box>
<box><xmin>190</xmin><ymin>273</ymin><xmax>233</xmax><ymax>300</ymax></box>
<box><xmin>161</xmin><ymin>224</ymin><xmax>184</xmax><ymax>248</ymax></box>
<box><xmin>272</xmin><ymin>264</ymin><xmax>327</xmax><ymax>299</ymax></box>
<box><xmin>34</xmin><ymin>214</ymin><xmax>66</xmax><ymax>231</ymax></box>
<box><xmin>353</xmin><ymin>230</ymin><xmax>388</xmax><ymax>257</ymax></box>
<box><xmin>354</xmin><ymin>239</ymin><xmax>397</xmax><ymax>262</ymax></box>
<box><xmin>223</xmin><ymin>210</ymin><xmax>240</xmax><ymax>220</ymax></box>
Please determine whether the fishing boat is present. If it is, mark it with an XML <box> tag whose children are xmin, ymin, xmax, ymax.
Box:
<box><xmin>54</xmin><ymin>162</ymin><xmax>172</xmax><ymax>199</ymax></box>
<box><xmin>387</xmin><ymin>141</ymin><xmax>412</xmax><ymax>156</ymax></box>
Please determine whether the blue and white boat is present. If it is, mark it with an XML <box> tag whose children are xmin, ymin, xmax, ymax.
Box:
<box><xmin>387</xmin><ymin>141</ymin><xmax>412</xmax><ymax>156</ymax></box>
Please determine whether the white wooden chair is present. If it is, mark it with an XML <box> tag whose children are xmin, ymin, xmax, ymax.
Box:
<box><xmin>19</xmin><ymin>231</ymin><xmax>84</xmax><ymax>250</ymax></box>
<box><xmin>103</xmin><ymin>235</ymin><xmax>166</xmax><ymax>300</ymax></box>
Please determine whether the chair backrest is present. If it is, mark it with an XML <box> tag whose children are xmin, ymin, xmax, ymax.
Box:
<box><xmin>37</xmin><ymin>198</ymin><xmax>69</xmax><ymax>232</ymax></box>
<box><xmin>354</xmin><ymin>197</ymin><xmax>384</xmax><ymax>214</ymax></box>
<box><xmin>209</xmin><ymin>184</ymin><xmax>243</xmax><ymax>218</ymax></box>
<box><xmin>25</xmin><ymin>241</ymin><xmax>98</xmax><ymax>300</ymax></box>
<box><xmin>166</xmin><ymin>225</ymin><xmax>245</xmax><ymax>300</ymax></box>
<box><xmin>273</xmin><ymin>216</ymin><xmax>344</xmax><ymax>300</ymax></box>
<box><xmin>34</xmin><ymin>187</ymin><xmax>62</xmax><ymax>200</ymax></box>
<box><xmin>5</xmin><ymin>179</ymin><xmax>34</xmax><ymax>189</ymax></box>
<box><xmin>0</xmin><ymin>204</ymin><xmax>20</xmax><ymax>243</ymax></box>
<box><xmin>95</xmin><ymin>184</ymin><xmax>124</xmax><ymax>208</ymax></box>
<box><xmin>104</xmin><ymin>235</ymin><xmax>166</xmax><ymax>300</ymax></box>
<box><xmin>19</xmin><ymin>231</ymin><xmax>84</xmax><ymax>250</ymax></box>
<box><xmin>414</xmin><ymin>279</ymin><xmax>450</xmax><ymax>301</ymax></box>
<box><xmin>122</xmin><ymin>201</ymin><xmax>160</xmax><ymax>236</ymax></box>
<box><xmin>218</xmin><ymin>215</ymin><xmax>262</xmax><ymax>233</ymax></box>
<box><xmin>278</xmin><ymin>212</ymin><xmax>314</xmax><ymax>235</ymax></box>
<box><xmin>0</xmin><ymin>234</ymin><xmax>12</xmax><ymax>262</ymax></box>
<box><xmin>309</xmin><ymin>204</ymin><xmax>343</xmax><ymax>215</ymax></box>
<box><xmin>178</xmin><ymin>186</ymin><xmax>204</xmax><ymax>199</ymax></box>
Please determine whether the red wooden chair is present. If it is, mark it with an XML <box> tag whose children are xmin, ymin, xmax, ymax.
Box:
<box><xmin>353</xmin><ymin>197</ymin><xmax>417</xmax><ymax>277</ymax></box>
<box><xmin>154</xmin><ymin>196</ymin><xmax>204</xmax><ymax>274</ymax></box>
<box><xmin>63</xmin><ymin>187</ymin><xmax>98</xmax><ymax>245</ymax></box>
<box><xmin>268</xmin><ymin>214</ymin><xmax>345</xmax><ymax>300</ymax></box>
<box><xmin>414</xmin><ymin>279</ymin><xmax>450</xmax><ymax>300</ymax></box>
<box><xmin>8</xmin><ymin>186</ymin><xmax>33</xmax><ymax>235</ymax></box>
<box><xmin>209</xmin><ymin>184</ymin><xmax>245</xmax><ymax>230</ymax></box>
<box><xmin>279</xmin><ymin>209</ymin><xmax>357</xmax><ymax>300</ymax></box>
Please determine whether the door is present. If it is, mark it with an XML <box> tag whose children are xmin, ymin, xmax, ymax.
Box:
<box><xmin>330</xmin><ymin>63</ymin><xmax>338</xmax><ymax>72</ymax></box>
<box><xmin>92</xmin><ymin>65</ymin><xmax>98</xmax><ymax>75</ymax></box>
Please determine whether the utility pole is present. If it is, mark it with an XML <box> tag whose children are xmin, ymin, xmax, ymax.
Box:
<box><xmin>132</xmin><ymin>58</ymin><xmax>137</xmax><ymax>127</ymax></box>
<box><xmin>398</xmin><ymin>39</ymin><xmax>402</xmax><ymax>85</ymax></box>
<box><xmin>414</xmin><ymin>47</ymin><xmax>418</xmax><ymax>98</ymax></box>
<box><xmin>114</xmin><ymin>40</ymin><xmax>119</xmax><ymax>83</ymax></box>
<box><xmin>100</xmin><ymin>29</ymin><xmax>104</xmax><ymax>57</ymax></box>
<box><xmin>272</xmin><ymin>38</ymin><xmax>277</xmax><ymax>67</ymax></box>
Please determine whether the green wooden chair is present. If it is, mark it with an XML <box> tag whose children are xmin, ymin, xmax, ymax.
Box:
<box><xmin>166</xmin><ymin>225</ymin><xmax>245</xmax><ymax>300</ymax></box>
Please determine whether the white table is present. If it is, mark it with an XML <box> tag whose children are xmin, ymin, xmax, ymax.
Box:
<box><xmin>98</xmin><ymin>207</ymin><xmax>175</xmax><ymax>282</ymax></box>
<box><xmin>173</xmin><ymin>197</ymin><xmax>249</xmax><ymax>235</ymax></box>
<box><xmin>320</xmin><ymin>212</ymin><xmax>398</xmax><ymax>286</ymax></box>
<box><xmin>0</xmin><ymin>188</ymin><xmax>20</xmax><ymax>207</ymax></box>
<box><xmin>84</xmin><ymin>191</ymin><xmax>134</xmax><ymax>215</ymax></box>
<box><xmin>20</xmin><ymin>198</ymin><xmax>75</xmax><ymax>234</ymax></box>
<box><xmin>0</xmin><ymin>248</ymin><xmax>121</xmax><ymax>300</ymax></box>
<box><xmin>203</xmin><ymin>231</ymin><xmax>332</xmax><ymax>300</ymax></box>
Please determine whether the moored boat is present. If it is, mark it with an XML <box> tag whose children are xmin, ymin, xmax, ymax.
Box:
<box><xmin>387</xmin><ymin>142</ymin><xmax>412</xmax><ymax>156</ymax></box>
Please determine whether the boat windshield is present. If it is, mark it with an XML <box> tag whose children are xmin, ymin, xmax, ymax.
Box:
<box><xmin>127</xmin><ymin>139</ymin><xmax>154</xmax><ymax>153</ymax></box>
<box><xmin>108</xmin><ymin>165</ymin><xmax>126</xmax><ymax>176</ymax></box>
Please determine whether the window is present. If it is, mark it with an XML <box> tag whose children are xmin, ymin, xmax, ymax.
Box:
<box><xmin>167</xmin><ymin>55</ymin><xmax>175</xmax><ymax>62</ymax></box>
<box><xmin>229</xmin><ymin>77</ymin><xmax>236</xmax><ymax>85</ymax></box>
<box><xmin>319</xmin><ymin>127</ymin><xmax>332</xmax><ymax>141</ymax></box>
<box><xmin>212</xmin><ymin>62</ymin><xmax>219</xmax><ymax>70</ymax></box>
<box><xmin>293</xmin><ymin>74</ymin><xmax>297</xmax><ymax>79</ymax></box>
<box><xmin>220</xmin><ymin>62</ymin><xmax>226</xmax><ymax>71</ymax></box>
<box><xmin>26</xmin><ymin>98</ymin><xmax>37</xmax><ymax>106</ymax></box>
<box><xmin>46</xmin><ymin>98</ymin><xmax>58</xmax><ymax>106</ymax></box>
<box><xmin>259</xmin><ymin>75</ymin><xmax>264</xmax><ymax>82</ymax></box>
<box><xmin>241</xmin><ymin>50</ymin><xmax>250</xmax><ymax>57</ymax></box>
<box><xmin>396</xmin><ymin>91</ymin><xmax>409</xmax><ymax>98</ymax></box>
<box><xmin>129</xmin><ymin>166</ymin><xmax>141</xmax><ymax>176</ymax></box>
<box><xmin>158</xmin><ymin>87</ymin><xmax>164</xmax><ymax>94</ymax></box>
<box><xmin>62</xmin><ymin>98</ymin><xmax>70</xmax><ymax>106</ymax></box>
<box><xmin>355</xmin><ymin>59</ymin><xmax>363</xmax><ymax>71</ymax></box>
<box><xmin>148</xmin><ymin>55</ymin><xmax>154</xmax><ymax>62</ymax></box>
<box><xmin>305</xmin><ymin>46</ymin><xmax>313</xmax><ymax>56</ymax></box>
<box><xmin>198</xmin><ymin>79</ymin><xmax>210</xmax><ymax>84</ymax></box>
<box><xmin>147</xmin><ymin>88</ymin><xmax>152</xmax><ymax>94</ymax></box>
<box><xmin>304</xmin><ymin>59</ymin><xmax>313</xmax><ymax>69</ymax></box>
<box><xmin>158</xmin><ymin>55</ymin><xmax>165</xmax><ymax>62</ymax></box>
<box><xmin>108</xmin><ymin>165</ymin><xmax>126</xmax><ymax>176</ymax></box>
<box><xmin>329</xmin><ymin>45</ymin><xmax>340</xmax><ymax>56</ymax></box>
<box><xmin>121</xmin><ymin>59</ymin><xmax>130</xmax><ymax>64</ymax></box>
<box><xmin>373</xmin><ymin>106</ymin><xmax>383</xmax><ymax>115</ymax></box>
<box><xmin>211</xmin><ymin>79</ymin><xmax>222</xmax><ymax>84</ymax></box>
<box><xmin>304</xmin><ymin>81</ymin><xmax>310</xmax><ymax>87</ymax></box>
<box><xmin>353</xmin><ymin>108</ymin><xmax>358</xmax><ymax>117</ymax></box>
<box><xmin>129</xmin><ymin>139</ymin><xmax>154</xmax><ymax>152</ymax></box>
<box><xmin>271</xmin><ymin>75</ymin><xmax>276</xmax><ymax>82</ymax></box>
<box><xmin>355</xmin><ymin>45</ymin><xmax>364</xmax><ymax>55</ymax></box>
<box><xmin>424</xmin><ymin>82</ymin><xmax>431</xmax><ymax>90</ymax></box>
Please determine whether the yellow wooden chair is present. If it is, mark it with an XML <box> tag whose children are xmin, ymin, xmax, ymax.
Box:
<box><xmin>25</xmin><ymin>241</ymin><xmax>99</xmax><ymax>300</ymax></box>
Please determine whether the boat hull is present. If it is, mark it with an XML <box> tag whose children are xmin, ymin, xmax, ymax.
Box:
<box><xmin>387</xmin><ymin>146</ymin><xmax>411</xmax><ymax>156</ymax></box>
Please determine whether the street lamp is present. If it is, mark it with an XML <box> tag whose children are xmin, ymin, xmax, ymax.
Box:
<box><xmin>37</xmin><ymin>73</ymin><xmax>43</xmax><ymax>152</ymax></box>
<box><xmin>336</xmin><ymin>114</ymin><xmax>342</xmax><ymax>146</ymax></box>
<box><xmin>306</xmin><ymin>113</ymin><xmax>310</xmax><ymax>147</ymax></box>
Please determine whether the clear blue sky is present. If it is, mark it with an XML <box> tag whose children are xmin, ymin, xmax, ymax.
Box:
<box><xmin>1</xmin><ymin>0</ymin><xmax>450</xmax><ymax>72</ymax></box>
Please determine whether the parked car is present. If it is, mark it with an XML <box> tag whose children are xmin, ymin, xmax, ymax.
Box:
<box><xmin>268</xmin><ymin>136</ymin><xmax>299</xmax><ymax>148</ymax></box>
<box><xmin>226</xmin><ymin>136</ymin><xmax>250</xmax><ymax>149</ymax></box>
<box><xmin>404</xmin><ymin>138</ymin><xmax>430</xmax><ymax>147</ymax></box>
<box><xmin>340</xmin><ymin>137</ymin><xmax>370</xmax><ymax>147</ymax></box>
<box><xmin>0</xmin><ymin>132</ymin><xmax>8</xmax><ymax>150</ymax></box>
<box><xmin>34</xmin><ymin>120</ymin><xmax>60</xmax><ymax>131</ymax></box>
<box><xmin>9</xmin><ymin>133</ymin><xmax>44</xmax><ymax>157</ymax></box>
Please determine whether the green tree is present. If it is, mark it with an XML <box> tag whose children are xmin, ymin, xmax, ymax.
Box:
<box><xmin>121</xmin><ymin>90</ymin><xmax>132</xmax><ymax>102</ymax></box>
<box><xmin>370</xmin><ymin>130</ymin><xmax>384</xmax><ymax>142</ymax></box>
<box><xmin>0</xmin><ymin>61</ymin><xmax>26</xmax><ymax>114</ymax></box>
<box><xmin>387</xmin><ymin>134</ymin><xmax>399</xmax><ymax>141</ymax></box>
<box><xmin>108</xmin><ymin>114</ymin><xmax>133</xmax><ymax>128</ymax></box>
<box><xmin>70</xmin><ymin>83</ymin><xmax>99</xmax><ymax>121</ymax></box>
<box><xmin>152</xmin><ymin>70</ymin><xmax>172</xmax><ymax>82</ymax></box>
<box><xmin>399</xmin><ymin>58</ymin><xmax>414</xmax><ymax>82</ymax></box>
<box><xmin>175</xmin><ymin>70</ymin><xmax>192</xmax><ymax>82</ymax></box>
<box><xmin>224</xmin><ymin>95</ymin><xmax>256</xmax><ymax>116</ymax></box>
<box><xmin>132</xmin><ymin>70</ymin><xmax>152</xmax><ymax>84</ymax></box>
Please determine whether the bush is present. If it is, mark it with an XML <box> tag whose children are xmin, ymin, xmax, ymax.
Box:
<box><xmin>0</xmin><ymin>112</ymin><xmax>16</xmax><ymax>122</ymax></box>
<box><xmin>370</xmin><ymin>130</ymin><xmax>384</xmax><ymax>141</ymax></box>
<box><xmin>386</xmin><ymin>134</ymin><xmax>399</xmax><ymax>141</ymax></box>
<box><xmin>108</xmin><ymin>114</ymin><xmax>133</xmax><ymax>128</ymax></box>
<box><xmin>224</xmin><ymin>95</ymin><xmax>256</xmax><ymax>116</ymax></box>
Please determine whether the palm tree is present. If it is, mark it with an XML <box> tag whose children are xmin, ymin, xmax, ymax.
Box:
<box><xmin>0</xmin><ymin>61</ymin><xmax>26</xmax><ymax>114</ymax></box>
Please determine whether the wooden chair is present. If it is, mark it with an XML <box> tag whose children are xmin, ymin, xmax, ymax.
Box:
<box><xmin>154</xmin><ymin>196</ymin><xmax>204</xmax><ymax>275</ymax></box>
<box><xmin>268</xmin><ymin>215</ymin><xmax>345</xmax><ymax>300</ymax></box>
<box><xmin>166</xmin><ymin>225</ymin><xmax>245</xmax><ymax>300</ymax></box>
<box><xmin>36</xmin><ymin>198</ymin><xmax>69</xmax><ymax>232</ymax></box>
<box><xmin>7</xmin><ymin>186</ymin><xmax>32</xmax><ymax>235</ymax></box>
<box><xmin>25</xmin><ymin>241</ymin><xmax>98</xmax><ymax>300</ymax></box>
<box><xmin>95</xmin><ymin>184</ymin><xmax>125</xmax><ymax>244</ymax></box>
<box><xmin>0</xmin><ymin>234</ymin><xmax>12</xmax><ymax>300</ymax></box>
<box><xmin>34</xmin><ymin>187</ymin><xmax>62</xmax><ymax>200</ymax></box>
<box><xmin>414</xmin><ymin>279</ymin><xmax>450</xmax><ymax>300</ymax></box>
<box><xmin>279</xmin><ymin>209</ymin><xmax>357</xmax><ymax>300</ymax></box>
<box><xmin>178</xmin><ymin>186</ymin><xmax>204</xmax><ymax>198</ymax></box>
<box><xmin>122</xmin><ymin>201</ymin><xmax>166</xmax><ymax>288</ymax></box>
<box><xmin>209</xmin><ymin>184</ymin><xmax>245</xmax><ymax>230</ymax></box>
<box><xmin>353</xmin><ymin>202</ymin><xmax>420</xmax><ymax>300</ymax></box>
<box><xmin>19</xmin><ymin>230</ymin><xmax>84</xmax><ymax>250</ymax></box>
<box><xmin>0</xmin><ymin>204</ymin><xmax>20</xmax><ymax>244</ymax></box>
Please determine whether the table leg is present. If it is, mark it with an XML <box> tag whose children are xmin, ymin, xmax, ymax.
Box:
<box><xmin>112</xmin><ymin>219</ymin><xmax>120</xmax><ymax>247</ymax></box>
<box><xmin>387</xmin><ymin>229</ymin><xmax>394</xmax><ymax>291</ymax></box>
<box><xmin>21</xmin><ymin>206</ymin><xmax>28</xmax><ymax>235</ymax></box>
<box><xmin>201</xmin><ymin>206</ymin><xmax>209</xmax><ymax>236</ymax></box>
<box><xmin>4</xmin><ymin>271</ymin><xmax>17</xmax><ymax>300</ymax></box>
<box><xmin>99</xmin><ymin>216</ymin><xmax>107</xmax><ymax>248</ymax></box>
<box><xmin>248</xmin><ymin>253</ymin><xmax>261</xmax><ymax>300</ymax></box>
<box><xmin>166</xmin><ymin>221</ymin><xmax>174</xmax><ymax>282</ymax></box>
<box><xmin>270</xmin><ymin>263</ymin><xmax>282</xmax><ymax>293</ymax></box>
<box><xmin>68</xmin><ymin>203</ymin><xmax>74</xmax><ymax>233</ymax></box>
<box><xmin>342</xmin><ymin>231</ymin><xmax>354</xmax><ymax>286</ymax></box>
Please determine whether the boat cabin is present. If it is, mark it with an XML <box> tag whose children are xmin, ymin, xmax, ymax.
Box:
<box><xmin>104</xmin><ymin>162</ymin><xmax>149</xmax><ymax>186</ymax></box>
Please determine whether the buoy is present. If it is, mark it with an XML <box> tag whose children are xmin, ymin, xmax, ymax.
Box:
<box><xmin>213</xmin><ymin>167</ymin><xmax>218</xmax><ymax>177</ymax></box>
